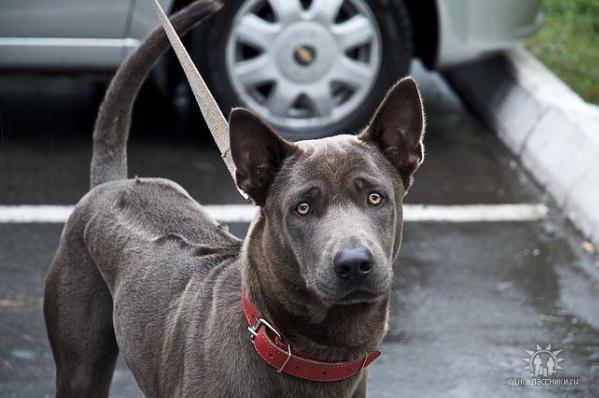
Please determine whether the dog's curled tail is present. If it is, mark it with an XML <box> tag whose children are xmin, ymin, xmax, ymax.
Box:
<box><xmin>90</xmin><ymin>0</ymin><xmax>220</xmax><ymax>188</ymax></box>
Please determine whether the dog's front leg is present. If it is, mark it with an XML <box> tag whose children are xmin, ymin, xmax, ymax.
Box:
<box><xmin>351</xmin><ymin>371</ymin><xmax>368</xmax><ymax>398</ymax></box>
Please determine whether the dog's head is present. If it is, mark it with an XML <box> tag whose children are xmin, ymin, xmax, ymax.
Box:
<box><xmin>230</xmin><ymin>77</ymin><xmax>424</xmax><ymax>306</ymax></box>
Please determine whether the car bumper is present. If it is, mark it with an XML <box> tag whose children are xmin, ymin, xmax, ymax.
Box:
<box><xmin>435</xmin><ymin>0</ymin><xmax>543</xmax><ymax>69</ymax></box>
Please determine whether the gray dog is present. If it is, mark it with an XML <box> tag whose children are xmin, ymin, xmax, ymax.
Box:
<box><xmin>43</xmin><ymin>1</ymin><xmax>425</xmax><ymax>396</ymax></box>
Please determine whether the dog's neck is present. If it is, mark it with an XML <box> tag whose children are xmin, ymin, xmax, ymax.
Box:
<box><xmin>241</xmin><ymin>212</ymin><xmax>389</xmax><ymax>362</ymax></box>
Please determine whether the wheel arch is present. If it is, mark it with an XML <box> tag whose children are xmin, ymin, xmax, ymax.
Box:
<box><xmin>403</xmin><ymin>0</ymin><xmax>439</xmax><ymax>69</ymax></box>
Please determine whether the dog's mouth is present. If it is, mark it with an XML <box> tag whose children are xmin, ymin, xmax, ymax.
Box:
<box><xmin>337</xmin><ymin>289</ymin><xmax>381</xmax><ymax>305</ymax></box>
<box><xmin>312</xmin><ymin>282</ymin><xmax>386</xmax><ymax>306</ymax></box>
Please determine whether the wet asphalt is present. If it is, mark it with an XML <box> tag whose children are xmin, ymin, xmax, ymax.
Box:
<box><xmin>0</xmin><ymin>64</ymin><xmax>598</xmax><ymax>397</ymax></box>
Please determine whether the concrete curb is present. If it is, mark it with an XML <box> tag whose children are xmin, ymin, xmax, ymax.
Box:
<box><xmin>446</xmin><ymin>46</ymin><xmax>599</xmax><ymax>247</ymax></box>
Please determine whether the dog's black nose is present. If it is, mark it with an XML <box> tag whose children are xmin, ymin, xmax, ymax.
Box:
<box><xmin>334</xmin><ymin>248</ymin><xmax>373</xmax><ymax>282</ymax></box>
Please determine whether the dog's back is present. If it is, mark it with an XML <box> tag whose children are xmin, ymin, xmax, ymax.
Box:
<box><xmin>44</xmin><ymin>177</ymin><xmax>242</xmax><ymax>396</ymax></box>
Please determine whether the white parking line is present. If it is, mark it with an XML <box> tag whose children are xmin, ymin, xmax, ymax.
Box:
<box><xmin>0</xmin><ymin>203</ymin><xmax>548</xmax><ymax>224</ymax></box>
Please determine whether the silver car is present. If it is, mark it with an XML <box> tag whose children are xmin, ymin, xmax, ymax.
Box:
<box><xmin>0</xmin><ymin>0</ymin><xmax>543</xmax><ymax>139</ymax></box>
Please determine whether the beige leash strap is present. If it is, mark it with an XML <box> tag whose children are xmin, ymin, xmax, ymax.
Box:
<box><xmin>151</xmin><ymin>0</ymin><xmax>248</xmax><ymax>199</ymax></box>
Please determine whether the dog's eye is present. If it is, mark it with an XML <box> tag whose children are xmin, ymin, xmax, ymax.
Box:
<box><xmin>367</xmin><ymin>192</ymin><xmax>384</xmax><ymax>206</ymax></box>
<box><xmin>295</xmin><ymin>202</ymin><xmax>311</xmax><ymax>216</ymax></box>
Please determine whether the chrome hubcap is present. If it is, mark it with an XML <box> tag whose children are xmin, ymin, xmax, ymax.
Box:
<box><xmin>226</xmin><ymin>0</ymin><xmax>382</xmax><ymax>133</ymax></box>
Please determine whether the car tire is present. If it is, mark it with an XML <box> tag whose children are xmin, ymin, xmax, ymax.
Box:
<box><xmin>192</xmin><ymin>0</ymin><xmax>413</xmax><ymax>140</ymax></box>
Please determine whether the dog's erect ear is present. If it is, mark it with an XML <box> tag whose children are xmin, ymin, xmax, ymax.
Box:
<box><xmin>359</xmin><ymin>77</ymin><xmax>425</xmax><ymax>190</ymax></box>
<box><xmin>229</xmin><ymin>108</ymin><xmax>295</xmax><ymax>206</ymax></box>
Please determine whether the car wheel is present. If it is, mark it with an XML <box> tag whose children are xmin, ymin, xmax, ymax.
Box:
<box><xmin>195</xmin><ymin>0</ymin><xmax>413</xmax><ymax>140</ymax></box>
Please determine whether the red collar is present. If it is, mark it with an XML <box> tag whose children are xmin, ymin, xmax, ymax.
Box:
<box><xmin>241</xmin><ymin>289</ymin><xmax>381</xmax><ymax>382</ymax></box>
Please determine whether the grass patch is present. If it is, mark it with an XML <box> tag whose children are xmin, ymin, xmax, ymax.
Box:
<box><xmin>526</xmin><ymin>0</ymin><xmax>599</xmax><ymax>104</ymax></box>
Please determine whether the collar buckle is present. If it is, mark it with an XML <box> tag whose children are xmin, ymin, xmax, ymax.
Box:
<box><xmin>248</xmin><ymin>318</ymin><xmax>281</xmax><ymax>340</ymax></box>
<box><xmin>248</xmin><ymin>318</ymin><xmax>292</xmax><ymax>373</ymax></box>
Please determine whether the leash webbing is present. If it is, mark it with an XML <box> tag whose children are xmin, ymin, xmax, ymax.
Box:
<box><xmin>151</xmin><ymin>0</ymin><xmax>248</xmax><ymax>199</ymax></box>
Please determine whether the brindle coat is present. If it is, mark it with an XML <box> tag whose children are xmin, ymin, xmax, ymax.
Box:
<box><xmin>43</xmin><ymin>1</ymin><xmax>425</xmax><ymax>396</ymax></box>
